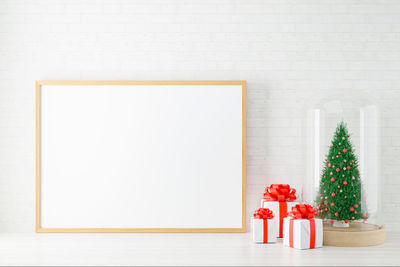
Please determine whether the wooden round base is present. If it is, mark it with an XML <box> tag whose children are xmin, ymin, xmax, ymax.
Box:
<box><xmin>323</xmin><ymin>222</ymin><xmax>385</xmax><ymax>247</ymax></box>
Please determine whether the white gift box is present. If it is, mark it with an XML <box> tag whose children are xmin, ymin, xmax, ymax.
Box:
<box><xmin>252</xmin><ymin>218</ymin><xmax>277</xmax><ymax>243</ymax></box>
<box><xmin>261</xmin><ymin>200</ymin><xmax>298</xmax><ymax>237</ymax></box>
<box><xmin>283</xmin><ymin>217</ymin><xmax>323</xmax><ymax>249</ymax></box>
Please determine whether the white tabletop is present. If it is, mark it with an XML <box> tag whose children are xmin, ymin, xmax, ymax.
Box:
<box><xmin>0</xmin><ymin>232</ymin><xmax>398</xmax><ymax>266</ymax></box>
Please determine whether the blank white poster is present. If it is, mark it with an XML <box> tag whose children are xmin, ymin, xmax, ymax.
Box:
<box><xmin>39</xmin><ymin>83</ymin><xmax>244</xmax><ymax>230</ymax></box>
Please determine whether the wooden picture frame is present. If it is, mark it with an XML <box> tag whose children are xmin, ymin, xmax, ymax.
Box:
<box><xmin>36</xmin><ymin>80</ymin><xmax>246</xmax><ymax>233</ymax></box>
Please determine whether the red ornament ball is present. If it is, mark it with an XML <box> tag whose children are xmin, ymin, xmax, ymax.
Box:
<box><xmin>330</xmin><ymin>220</ymin><xmax>334</xmax><ymax>224</ymax></box>
<box><xmin>343</xmin><ymin>181</ymin><xmax>348</xmax><ymax>185</ymax></box>
<box><xmin>354</xmin><ymin>204</ymin><xmax>359</xmax><ymax>208</ymax></box>
<box><xmin>345</xmin><ymin>220</ymin><xmax>349</xmax><ymax>223</ymax></box>
<box><xmin>334</xmin><ymin>212</ymin><xmax>339</xmax><ymax>217</ymax></box>
<box><xmin>336</xmin><ymin>168</ymin><xmax>340</xmax><ymax>172</ymax></box>
<box><xmin>350</xmin><ymin>208</ymin><xmax>354</xmax><ymax>212</ymax></box>
<box><xmin>331</xmin><ymin>178</ymin><xmax>335</xmax><ymax>182</ymax></box>
<box><xmin>352</xmin><ymin>176</ymin><xmax>355</xmax><ymax>180</ymax></box>
<box><xmin>343</xmin><ymin>148</ymin><xmax>347</xmax><ymax>153</ymax></box>
<box><xmin>347</xmin><ymin>166</ymin><xmax>351</xmax><ymax>170</ymax></box>
<box><xmin>331</xmin><ymin>193</ymin><xmax>335</xmax><ymax>197</ymax></box>
<box><xmin>331</xmin><ymin>202</ymin><xmax>335</xmax><ymax>207</ymax></box>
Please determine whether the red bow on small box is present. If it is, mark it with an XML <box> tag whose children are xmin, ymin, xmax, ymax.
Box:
<box><xmin>288</xmin><ymin>204</ymin><xmax>318</xmax><ymax>219</ymax></box>
<box><xmin>263</xmin><ymin>184</ymin><xmax>297</xmax><ymax>202</ymax></box>
<box><xmin>253</xmin><ymin>208</ymin><xmax>274</xmax><ymax>220</ymax></box>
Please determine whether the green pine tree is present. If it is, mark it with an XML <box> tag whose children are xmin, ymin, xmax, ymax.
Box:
<box><xmin>316</xmin><ymin>121</ymin><xmax>366</xmax><ymax>223</ymax></box>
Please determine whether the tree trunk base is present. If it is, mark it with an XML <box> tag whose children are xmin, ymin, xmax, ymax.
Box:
<box><xmin>332</xmin><ymin>220</ymin><xmax>349</xmax><ymax>227</ymax></box>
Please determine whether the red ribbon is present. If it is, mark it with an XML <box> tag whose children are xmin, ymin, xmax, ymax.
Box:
<box><xmin>263</xmin><ymin>184</ymin><xmax>297</xmax><ymax>202</ymax></box>
<box><xmin>289</xmin><ymin>219</ymin><xmax>294</xmax><ymax>248</ymax></box>
<box><xmin>263</xmin><ymin>220</ymin><xmax>268</xmax><ymax>243</ymax></box>
<box><xmin>278</xmin><ymin>202</ymin><xmax>287</xmax><ymax>238</ymax></box>
<box><xmin>253</xmin><ymin>208</ymin><xmax>274</xmax><ymax>220</ymax></box>
<box><xmin>254</xmin><ymin>208</ymin><xmax>273</xmax><ymax>243</ymax></box>
<box><xmin>288</xmin><ymin>204</ymin><xmax>318</xmax><ymax>249</ymax></box>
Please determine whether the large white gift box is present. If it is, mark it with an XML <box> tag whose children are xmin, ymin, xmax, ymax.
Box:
<box><xmin>283</xmin><ymin>217</ymin><xmax>323</xmax><ymax>249</ymax></box>
<box><xmin>261</xmin><ymin>200</ymin><xmax>298</xmax><ymax>237</ymax></box>
<box><xmin>261</xmin><ymin>184</ymin><xmax>299</xmax><ymax>238</ymax></box>
<box><xmin>252</xmin><ymin>218</ymin><xmax>277</xmax><ymax>243</ymax></box>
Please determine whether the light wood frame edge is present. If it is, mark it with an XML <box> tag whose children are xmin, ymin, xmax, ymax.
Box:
<box><xmin>36</xmin><ymin>81</ymin><xmax>41</xmax><ymax>233</ymax></box>
<box><xmin>36</xmin><ymin>228</ymin><xmax>246</xmax><ymax>233</ymax></box>
<box><xmin>36</xmin><ymin>80</ymin><xmax>246</xmax><ymax>233</ymax></box>
<box><xmin>36</xmin><ymin>80</ymin><xmax>243</xmax><ymax>85</ymax></box>
<box><xmin>241</xmin><ymin>81</ymin><xmax>246</xmax><ymax>233</ymax></box>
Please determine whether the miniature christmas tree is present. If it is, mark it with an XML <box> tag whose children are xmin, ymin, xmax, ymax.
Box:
<box><xmin>316</xmin><ymin>121</ymin><xmax>367</xmax><ymax>225</ymax></box>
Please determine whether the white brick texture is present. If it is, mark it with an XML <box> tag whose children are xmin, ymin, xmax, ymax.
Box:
<box><xmin>0</xmin><ymin>0</ymin><xmax>399</xmax><ymax>232</ymax></box>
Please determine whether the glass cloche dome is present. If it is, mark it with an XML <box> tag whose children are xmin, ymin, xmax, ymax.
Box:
<box><xmin>303</xmin><ymin>94</ymin><xmax>385</xmax><ymax>246</ymax></box>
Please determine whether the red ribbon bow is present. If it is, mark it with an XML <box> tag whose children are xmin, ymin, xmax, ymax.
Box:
<box><xmin>253</xmin><ymin>208</ymin><xmax>274</xmax><ymax>220</ymax></box>
<box><xmin>288</xmin><ymin>204</ymin><xmax>318</xmax><ymax>219</ymax></box>
<box><xmin>263</xmin><ymin>184</ymin><xmax>297</xmax><ymax>202</ymax></box>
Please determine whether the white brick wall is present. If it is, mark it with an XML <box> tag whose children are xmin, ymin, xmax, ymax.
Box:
<box><xmin>0</xmin><ymin>0</ymin><xmax>399</xmax><ymax>232</ymax></box>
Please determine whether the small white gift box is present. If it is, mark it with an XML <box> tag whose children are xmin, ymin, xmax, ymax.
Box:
<box><xmin>283</xmin><ymin>217</ymin><xmax>323</xmax><ymax>249</ymax></box>
<box><xmin>252</xmin><ymin>218</ymin><xmax>277</xmax><ymax>243</ymax></box>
